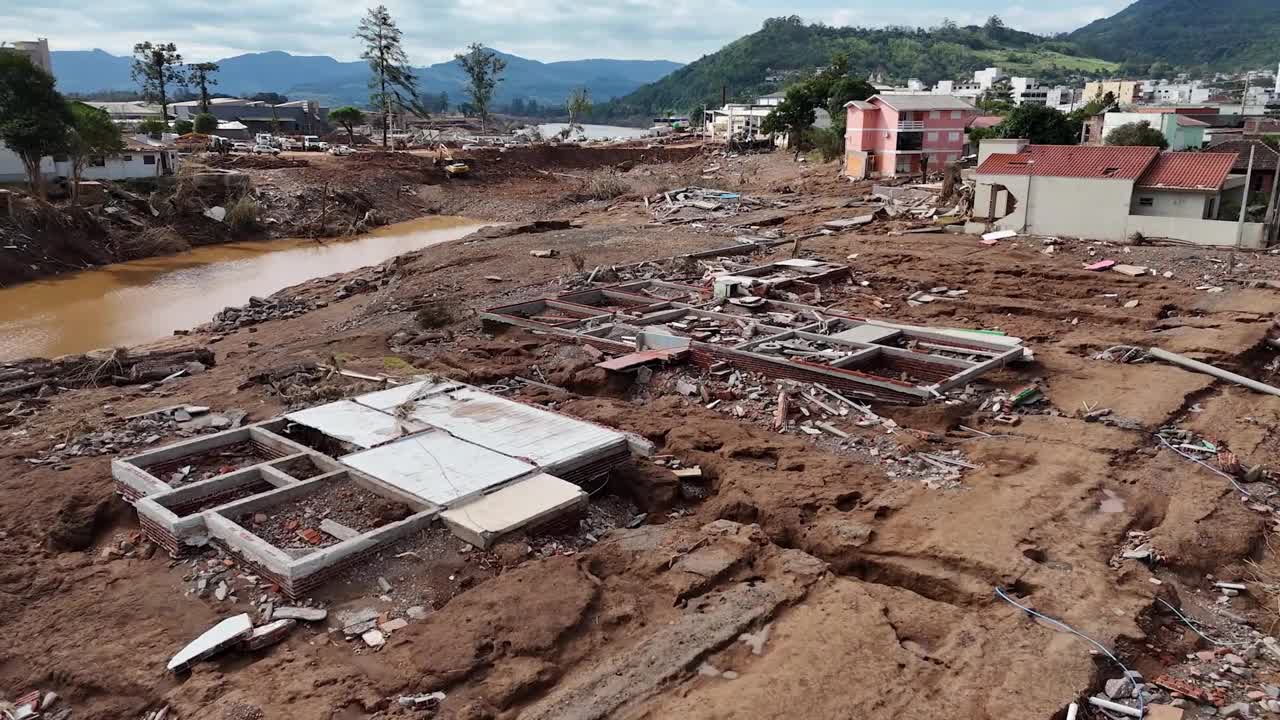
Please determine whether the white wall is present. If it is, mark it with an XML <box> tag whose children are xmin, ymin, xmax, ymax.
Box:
<box><xmin>71</xmin><ymin>153</ymin><xmax>164</xmax><ymax>180</ymax></box>
<box><xmin>1126</xmin><ymin>215</ymin><xmax>1266</xmax><ymax>248</ymax></box>
<box><xmin>981</xmin><ymin>173</ymin><xmax>1136</xmax><ymax>240</ymax></box>
<box><xmin>0</xmin><ymin>147</ymin><xmax>58</xmax><ymax>183</ymax></box>
<box><xmin>0</xmin><ymin>147</ymin><xmax>170</xmax><ymax>183</ymax></box>
<box><xmin>1130</xmin><ymin>190</ymin><xmax>1211</xmax><ymax>219</ymax></box>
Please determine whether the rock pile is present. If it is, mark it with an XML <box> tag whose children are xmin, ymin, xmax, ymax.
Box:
<box><xmin>210</xmin><ymin>295</ymin><xmax>322</xmax><ymax>330</ymax></box>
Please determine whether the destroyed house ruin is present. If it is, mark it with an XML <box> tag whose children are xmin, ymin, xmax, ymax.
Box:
<box><xmin>112</xmin><ymin>379</ymin><xmax>643</xmax><ymax>597</ymax></box>
<box><xmin>482</xmin><ymin>260</ymin><xmax>1028</xmax><ymax>405</ymax></box>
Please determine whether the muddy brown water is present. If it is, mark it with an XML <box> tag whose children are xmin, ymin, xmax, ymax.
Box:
<box><xmin>0</xmin><ymin>216</ymin><xmax>487</xmax><ymax>361</ymax></box>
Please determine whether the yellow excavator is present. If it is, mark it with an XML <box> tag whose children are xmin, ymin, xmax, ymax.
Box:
<box><xmin>432</xmin><ymin>144</ymin><xmax>470</xmax><ymax>178</ymax></box>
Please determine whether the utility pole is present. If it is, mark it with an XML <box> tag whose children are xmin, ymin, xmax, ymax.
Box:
<box><xmin>1232</xmin><ymin>145</ymin><xmax>1256</xmax><ymax>267</ymax></box>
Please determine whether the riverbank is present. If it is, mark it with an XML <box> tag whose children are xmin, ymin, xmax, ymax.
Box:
<box><xmin>0</xmin><ymin>142</ymin><xmax>704</xmax><ymax>287</ymax></box>
<box><xmin>8</xmin><ymin>149</ymin><xmax>1280</xmax><ymax>720</ymax></box>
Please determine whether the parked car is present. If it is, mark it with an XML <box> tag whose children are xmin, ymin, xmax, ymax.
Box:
<box><xmin>281</xmin><ymin>138</ymin><xmax>304</xmax><ymax>151</ymax></box>
<box><xmin>252</xmin><ymin>144</ymin><xmax>280</xmax><ymax>155</ymax></box>
<box><xmin>231</xmin><ymin>142</ymin><xmax>252</xmax><ymax>152</ymax></box>
<box><xmin>328</xmin><ymin>145</ymin><xmax>352</xmax><ymax>156</ymax></box>
<box><xmin>302</xmin><ymin>135</ymin><xmax>323</xmax><ymax>151</ymax></box>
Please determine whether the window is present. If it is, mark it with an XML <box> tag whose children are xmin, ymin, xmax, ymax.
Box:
<box><xmin>951</xmin><ymin>110</ymin><xmax>962</xmax><ymax>119</ymax></box>
<box><xmin>927</xmin><ymin>132</ymin><xmax>939</xmax><ymax>142</ymax></box>
<box><xmin>121</xmin><ymin>155</ymin><xmax>133</xmax><ymax>161</ymax></box>
<box><xmin>1138</xmin><ymin>197</ymin><xmax>1155</xmax><ymax>207</ymax></box>
<box><xmin>929</xmin><ymin>110</ymin><xmax>941</xmax><ymax>120</ymax></box>
<box><xmin>90</xmin><ymin>156</ymin><xmax>105</xmax><ymax>167</ymax></box>
<box><xmin>143</xmin><ymin>155</ymin><xmax>156</xmax><ymax>165</ymax></box>
<box><xmin>948</xmin><ymin>131</ymin><xmax>961</xmax><ymax>142</ymax></box>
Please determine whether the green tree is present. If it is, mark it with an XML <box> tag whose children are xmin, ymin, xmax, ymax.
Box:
<box><xmin>455</xmin><ymin>43</ymin><xmax>507</xmax><ymax>133</ymax></box>
<box><xmin>0</xmin><ymin>51</ymin><xmax>71</xmax><ymax>197</ymax></box>
<box><xmin>566</xmin><ymin>87</ymin><xmax>591</xmax><ymax>130</ymax></box>
<box><xmin>760</xmin><ymin>83</ymin><xmax>818</xmax><ymax>155</ymax></box>
<box><xmin>66</xmin><ymin>102</ymin><xmax>124</xmax><ymax>203</ymax></box>
<box><xmin>131</xmin><ymin>42</ymin><xmax>186</xmax><ymax>127</ymax></box>
<box><xmin>1105</xmin><ymin>121</ymin><xmax>1168</xmax><ymax>149</ymax></box>
<box><xmin>172</xmin><ymin>118</ymin><xmax>193</xmax><ymax>135</ymax></box>
<box><xmin>138</xmin><ymin>118</ymin><xmax>166</xmax><ymax>139</ymax></box>
<box><xmin>998</xmin><ymin>104</ymin><xmax>1077</xmax><ymax>145</ymax></box>
<box><xmin>193</xmin><ymin>112</ymin><xmax>218</xmax><ymax>134</ymax></box>
<box><xmin>437</xmin><ymin>91</ymin><xmax>450</xmax><ymax>113</ymax></box>
<box><xmin>356</xmin><ymin>5</ymin><xmax>419</xmax><ymax>146</ymax></box>
<box><xmin>978</xmin><ymin>80</ymin><xmax>1014</xmax><ymax>113</ymax></box>
<box><xmin>189</xmin><ymin>62</ymin><xmax>220</xmax><ymax>114</ymax></box>
<box><xmin>329</xmin><ymin>106</ymin><xmax>366</xmax><ymax>145</ymax></box>
<box><xmin>825</xmin><ymin>76</ymin><xmax>875</xmax><ymax>136</ymax></box>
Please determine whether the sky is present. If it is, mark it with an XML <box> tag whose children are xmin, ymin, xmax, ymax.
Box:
<box><xmin>3</xmin><ymin>0</ymin><xmax>1134</xmax><ymax>65</ymax></box>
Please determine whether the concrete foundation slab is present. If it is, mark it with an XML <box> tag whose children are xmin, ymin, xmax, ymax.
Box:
<box><xmin>285</xmin><ymin>400</ymin><xmax>426</xmax><ymax>449</ymax></box>
<box><xmin>340</xmin><ymin>430</ymin><xmax>537</xmax><ymax>507</ymax></box>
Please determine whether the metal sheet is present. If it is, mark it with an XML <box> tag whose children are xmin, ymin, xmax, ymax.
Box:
<box><xmin>341</xmin><ymin>431</ymin><xmax>536</xmax><ymax>506</ymax></box>
<box><xmin>285</xmin><ymin>400</ymin><xmax>424</xmax><ymax>449</ymax></box>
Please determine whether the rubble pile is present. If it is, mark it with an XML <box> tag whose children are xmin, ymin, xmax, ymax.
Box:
<box><xmin>25</xmin><ymin>405</ymin><xmax>244</xmax><ymax>468</ymax></box>
<box><xmin>1156</xmin><ymin>427</ymin><xmax>1272</xmax><ymax>493</ymax></box>
<box><xmin>644</xmin><ymin>368</ymin><xmax>977</xmax><ymax>490</ymax></box>
<box><xmin>241</xmin><ymin>482</ymin><xmax>409</xmax><ymax>552</ymax></box>
<box><xmin>242</xmin><ymin>362</ymin><xmax>383</xmax><ymax>409</ymax></box>
<box><xmin>0</xmin><ymin>346</ymin><xmax>216</xmax><ymax>399</ymax></box>
<box><xmin>1099</xmin><ymin>586</ymin><xmax>1280</xmax><ymax>719</ymax></box>
<box><xmin>207</xmin><ymin>295</ymin><xmax>324</xmax><ymax>331</ymax></box>
<box><xmin>648</xmin><ymin>187</ymin><xmax>788</xmax><ymax>225</ymax></box>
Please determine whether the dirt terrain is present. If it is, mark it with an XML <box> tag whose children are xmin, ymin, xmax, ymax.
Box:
<box><xmin>4</xmin><ymin>149</ymin><xmax>1280</xmax><ymax>720</ymax></box>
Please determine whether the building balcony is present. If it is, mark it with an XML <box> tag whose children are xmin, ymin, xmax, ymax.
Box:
<box><xmin>898</xmin><ymin>120</ymin><xmax>925</xmax><ymax>131</ymax></box>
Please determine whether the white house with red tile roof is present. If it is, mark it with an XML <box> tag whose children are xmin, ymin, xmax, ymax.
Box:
<box><xmin>974</xmin><ymin>140</ymin><xmax>1268</xmax><ymax>247</ymax></box>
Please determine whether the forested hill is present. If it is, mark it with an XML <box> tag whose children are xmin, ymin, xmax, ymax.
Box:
<box><xmin>598</xmin><ymin>16</ymin><xmax>1118</xmax><ymax>120</ymax></box>
<box><xmin>1069</xmin><ymin>0</ymin><xmax>1280</xmax><ymax>73</ymax></box>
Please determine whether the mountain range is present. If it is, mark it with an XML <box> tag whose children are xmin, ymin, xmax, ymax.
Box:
<box><xmin>49</xmin><ymin>49</ymin><xmax>683</xmax><ymax>109</ymax></box>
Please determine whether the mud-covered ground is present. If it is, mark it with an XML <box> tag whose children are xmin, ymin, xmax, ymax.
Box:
<box><xmin>4</xmin><ymin>151</ymin><xmax>1280</xmax><ymax>720</ymax></box>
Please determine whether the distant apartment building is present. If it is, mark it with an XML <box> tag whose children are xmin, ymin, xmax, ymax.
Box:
<box><xmin>974</xmin><ymin>67</ymin><xmax>1006</xmax><ymax>90</ymax></box>
<box><xmin>1085</xmin><ymin>80</ymin><xmax>1143</xmax><ymax>106</ymax></box>
<box><xmin>4</xmin><ymin>38</ymin><xmax>52</xmax><ymax>74</ymax></box>
<box><xmin>932</xmin><ymin>79</ymin><xmax>983</xmax><ymax>100</ymax></box>
<box><xmin>1010</xmin><ymin>77</ymin><xmax>1048</xmax><ymax>106</ymax></box>
<box><xmin>844</xmin><ymin>94</ymin><xmax>976</xmax><ymax>179</ymax></box>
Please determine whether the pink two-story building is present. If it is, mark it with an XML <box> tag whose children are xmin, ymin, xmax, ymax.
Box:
<box><xmin>844</xmin><ymin>94</ymin><xmax>977</xmax><ymax>179</ymax></box>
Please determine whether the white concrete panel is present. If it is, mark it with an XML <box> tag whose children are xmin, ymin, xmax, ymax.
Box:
<box><xmin>441</xmin><ymin>473</ymin><xmax>587</xmax><ymax>548</ymax></box>
<box><xmin>285</xmin><ymin>400</ymin><xmax>423</xmax><ymax>449</ymax></box>
<box><xmin>372</xmin><ymin>385</ymin><xmax>628</xmax><ymax>471</ymax></box>
<box><xmin>340</xmin><ymin>431</ymin><xmax>535</xmax><ymax>506</ymax></box>
<box><xmin>353</xmin><ymin>380</ymin><xmax>461</xmax><ymax>412</ymax></box>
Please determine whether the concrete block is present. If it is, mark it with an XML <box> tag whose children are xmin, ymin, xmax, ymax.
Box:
<box><xmin>441</xmin><ymin>473</ymin><xmax>587</xmax><ymax>549</ymax></box>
